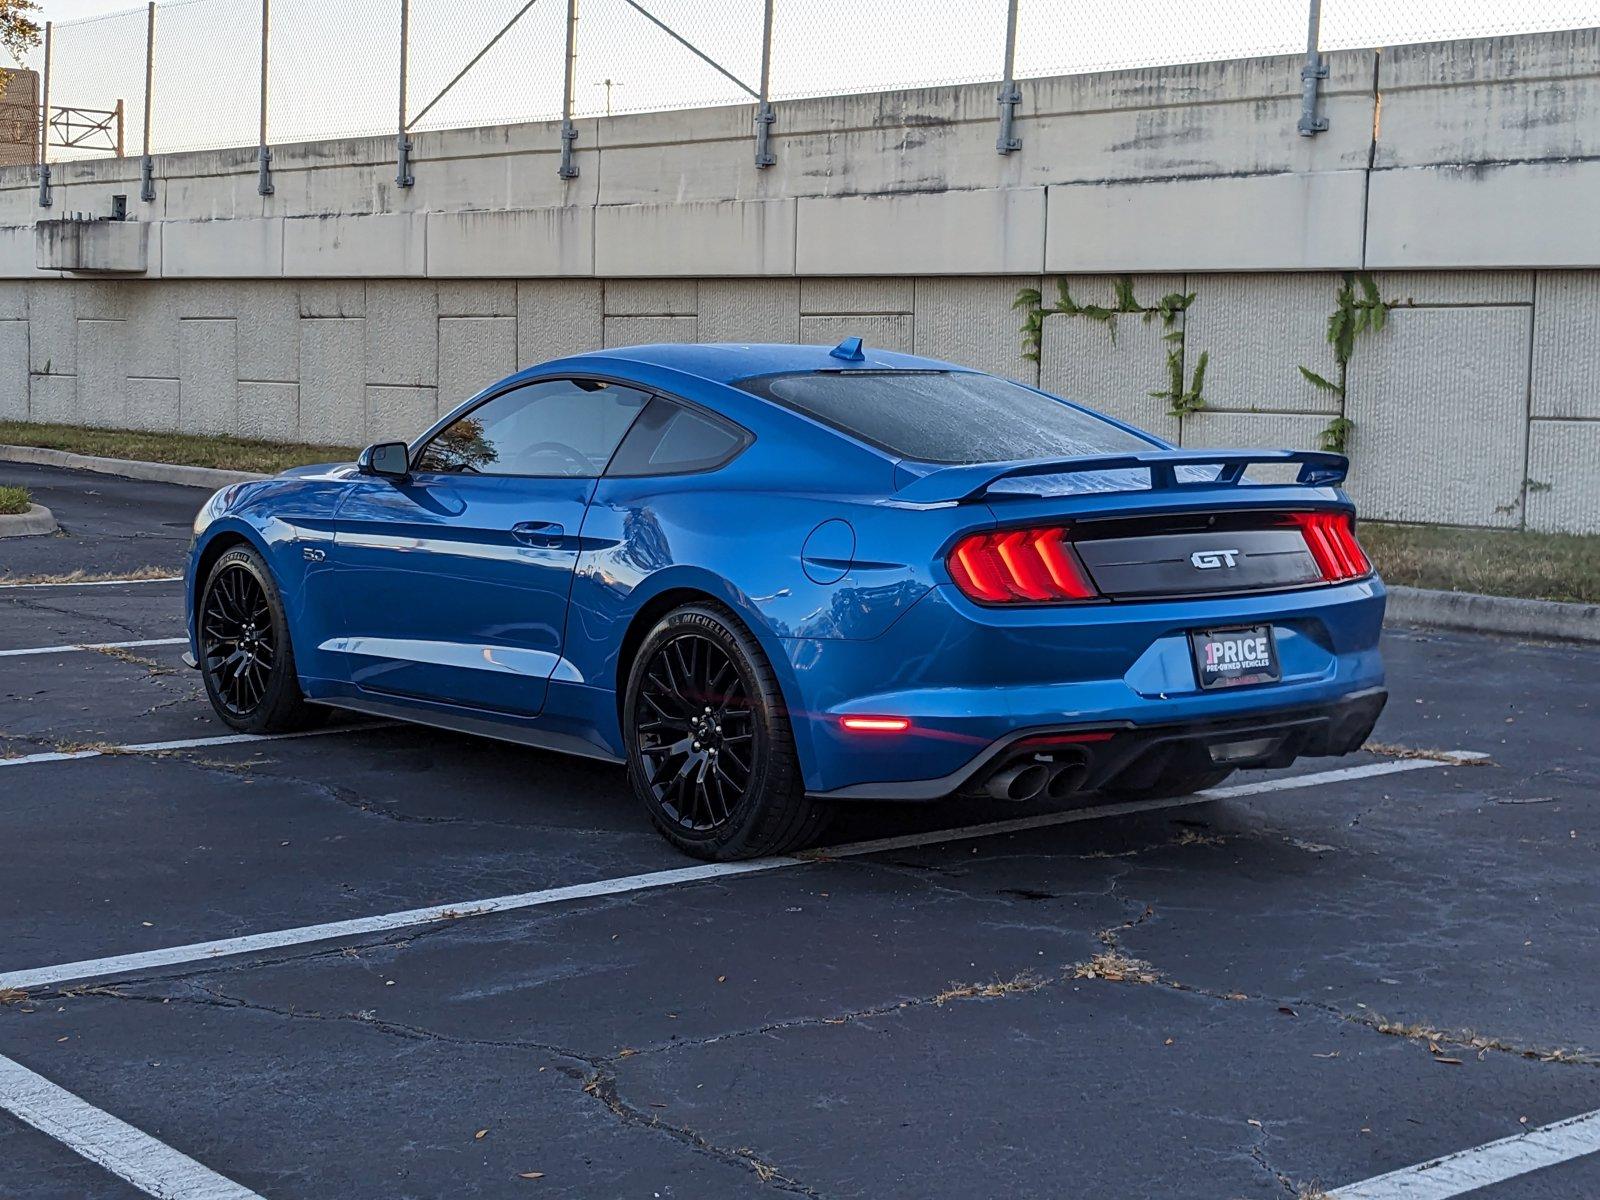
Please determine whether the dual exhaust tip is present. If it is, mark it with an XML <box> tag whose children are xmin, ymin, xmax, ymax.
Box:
<box><xmin>985</xmin><ymin>758</ymin><xmax>1087</xmax><ymax>803</ymax></box>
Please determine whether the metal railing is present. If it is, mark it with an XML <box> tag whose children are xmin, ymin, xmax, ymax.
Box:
<box><xmin>12</xmin><ymin>0</ymin><xmax>1600</xmax><ymax>206</ymax></box>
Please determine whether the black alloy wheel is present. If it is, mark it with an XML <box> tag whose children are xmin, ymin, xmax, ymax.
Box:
<box><xmin>201</xmin><ymin>562</ymin><xmax>277</xmax><ymax>718</ymax></box>
<box><xmin>635</xmin><ymin>632</ymin><xmax>756</xmax><ymax>832</ymax></box>
<box><xmin>625</xmin><ymin>602</ymin><xmax>828</xmax><ymax>860</ymax></box>
<box><xmin>197</xmin><ymin>545</ymin><xmax>320</xmax><ymax>734</ymax></box>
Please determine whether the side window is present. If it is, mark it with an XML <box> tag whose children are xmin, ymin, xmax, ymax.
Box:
<box><xmin>606</xmin><ymin>397</ymin><xmax>749</xmax><ymax>477</ymax></box>
<box><xmin>414</xmin><ymin>379</ymin><xmax>650</xmax><ymax>477</ymax></box>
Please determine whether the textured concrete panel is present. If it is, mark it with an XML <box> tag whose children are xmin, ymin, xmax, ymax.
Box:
<box><xmin>596</xmin><ymin>201</ymin><xmax>796</xmax><ymax>277</ymax></box>
<box><xmin>125</xmin><ymin>377</ymin><xmax>180</xmax><ymax>433</ymax></box>
<box><xmin>75</xmin><ymin>283</ymin><xmax>129</xmax><ymax>321</ymax></box>
<box><xmin>800</xmin><ymin>279</ymin><xmax>913</xmax><ymax>315</ymax></box>
<box><xmin>798</xmin><ymin>314</ymin><xmax>912</xmax><ymax>354</ymax></box>
<box><xmin>162</xmin><ymin>217</ymin><xmax>283</xmax><ymax>278</ymax></box>
<box><xmin>235</xmin><ymin>281</ymin><xmax>300</xmax><ymax>383</ymax></box>
<box><xmin>367</xmin><ymin>385</ymin><xmax>439</xmax><ymax>443</ymax></box>
<box><xmin>299</xmin><ymin>283</ymin><xmax>365</xmax><ymax>318</ymax></box>
<box><xmin>1367</xmin><ymin>161</ymin><xmax>1600</xmax><ymax>269</ymax></box>
<box><xmin>605</xmin><ymin>280</ymin><xmax>697</xmax><ymax>316</ymax></box>
<box><xmin>124</xmin><ymin>284</ymin><xmax>182</xmax><ymax>381</ymax></box>
<box><xmin>797</xmin><ymin>189</ymin><xmax>1045</xmax><ymax>276</ymax></box>
<box><xmin>438</xmin><ymin>281</ymin><xmax>516</xmax><ymax>317</ymax></box>
<box><xmin>913</xmin><ymin>277</ymin><xmax>1038</xmax><ymax>382</ymax></box>
<box><xmin>1039</xmin><ymin>311</ymin><xmax>1178</xmax><ymax>443</ymax></box>
<box><xmin>299</xmin><ymin>318</ymin><xmax>367</xmax><ymax>446</ymax></box>
<box><xmin>604</xmin><ymin>315</ymin><xmax>698</xmax><ymax>348</ymax></box>
<box><xmin>365</xmin><ymin>281</ymin><xmax>438</xmax><ymax>387</ymax></box>
<box><xmin>425</xmin><ymin>208</ymin><xmax>594</xmax><ymax>278</ymax></box>
<box><xmin>178</xmin><ymin>318</ymin><xmax>239</xmax><ymax>436</ymax></box>
<box><xmin>27</xmin><ymin>283</ymin><xmax>74</xmax><ymax>376</ymax></box>
<box><xmin>1179</xmin><ymin>411</ymin><xmax>1331</xmax><ymax>452</ymax></box>
<box><xmin>697</xmin><ymin>280</ymin><xmax>800</xmax><ymax>343</ymax></box>
<box><xmin>1184</xmin><ymin>274</ymin><xmax>1342</xmax><ymax>415</ymax></box>
<box><xmin>282</xmin><ymin>213</ymin><xmax>426</xmax><ymax>278</ymax></box>
<box><xmin>1531</xmin><ymin>271</ymin><xmax>1600</xmax><ymax>420</ymax></box>
<box><xmin>1046</xmin><ymin>171</ymin><xmax>1368</xmax><ymax>272</ymax></box>
<box><xmin>77</xmin><ymin>319</ymin><xmax>128</xmax><ymax>428</ymax></box>
<box><xmin>439</xmin><ymin>317</ymin><xmax>517</xmax><ymax>411</ymax></box>
<box><xmin>0</xmin><ymin>282</ymin><xmax>28</xmax><ymax>319</ymax></box>
<box><xmin>1345</xmin><ymin>307</ymin><xmax>1532</xmax><ymax>527</ymax></box>
<box><xmin>238</xmin><ymin>381</ymin><xmax>300</xmax><ymax>442</ymax></box>
<box><xmin>519</xmin><ymin>281</ymin><xmax>603</xmax><ymax>364</ymax></box>
<box><xmin>1526</xmin><ymin>419</ymin><xmax>1600</xmax><ymax>535</ymax></box>
<box><xmin>1372</xmin><ymin>271</ymin><xmax>1533</xmax><ymax>306</ymax></box>
<box><xmin>28</xmin><ymin>373</ymin><xmax>77</xmax><ymax>424</ymax></box>
<box><xmin>0</xmin><ymin>321</ymin><xmax>27</xmax><ymax>419</ymax></box>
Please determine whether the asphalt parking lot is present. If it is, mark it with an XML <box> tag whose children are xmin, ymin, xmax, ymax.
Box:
<box><xmin>2</xmin><ymin>464</ymin><xmax>1598</xmax><ymax>1199</ymax></box>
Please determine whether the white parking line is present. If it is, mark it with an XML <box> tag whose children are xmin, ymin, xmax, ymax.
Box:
<box><xmin>1332</xmin><ymin>1107</ymin><xmax>1600</xmax><ymax>1199</ymax></box>
<box><xmin>0</xmin><ymin>637</ymin><xmax>188</xmax><ymax>659</ymax></box>
<box><xmin>0</xmin><ymin>723</ymin><xmax>383</xmax><ymax>768</ymax></box>
<box><xmin>0</xmin><ymin>1052</ymin><xmax>262</xmax><ymax>1199</ymax></box>
<box><xmin>0</xmin><ymin>754</ymin><xmax>1469</xmax><ymax>992</ymax></box>
<box><xmin>0</xmin><ymin>576</ymin><xmax>183</xmax><ymax>589</ymax></box>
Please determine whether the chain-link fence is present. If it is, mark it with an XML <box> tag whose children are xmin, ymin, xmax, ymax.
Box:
<box><xmin>10</xmin><ymin>0</ymin><xmax>1600</xmax><ymax>181</ymax></box>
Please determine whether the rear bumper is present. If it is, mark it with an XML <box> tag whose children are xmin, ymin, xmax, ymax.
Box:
<box><xmin>783</xmin><ymin>575</ymin><xmax>1387</xmax><ymax>795</ymax></box>
<box><xmin>813</xmin><ymin>686</ymin><xmax>1387</xmax><ymax>800</ymax></box>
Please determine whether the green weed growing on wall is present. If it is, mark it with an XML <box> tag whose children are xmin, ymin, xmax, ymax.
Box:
<box><xmin>1014</xmin><ymin>275</ymin><xmax>1194</xmax><ymax>362</ymax></box>
<box><xmin>1300</xmin><ymin>273</ymin><xmax>1394</xmax><ymax>453</ymax></box>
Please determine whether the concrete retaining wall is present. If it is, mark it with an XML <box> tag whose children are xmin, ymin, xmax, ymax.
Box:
<box><xmin>0</xmin><ymin>269</ymin><xmax>1593</xmax><ymax>535</ymax></box>
<box><xmin>0</xmin><ymin>28</ymin><xmax>1594</xmax><ymax>533</ymax></box>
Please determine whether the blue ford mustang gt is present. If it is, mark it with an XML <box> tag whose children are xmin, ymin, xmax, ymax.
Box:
<box><xmin>185</xmin><ymin>340</ymin><xmax>1386</xmax><ymax>859</ymax></box>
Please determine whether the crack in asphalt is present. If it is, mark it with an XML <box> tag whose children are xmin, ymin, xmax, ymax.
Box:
<box><xmin>0</xmin><ymin>594</ymin><xmax>150</xmax><ymax>639</ymax></box>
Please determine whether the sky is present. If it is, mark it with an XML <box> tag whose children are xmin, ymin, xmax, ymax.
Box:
<box><xmin>19</xmin><ymin>0</ymin><xmax>1600</xmax><ymax>159</ymax></box>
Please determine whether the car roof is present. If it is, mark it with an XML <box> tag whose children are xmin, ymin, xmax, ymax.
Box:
<box><xmin>522</xmin><ymin>342</ymin><xmax>971</xmax><ymax>386</ymax></box>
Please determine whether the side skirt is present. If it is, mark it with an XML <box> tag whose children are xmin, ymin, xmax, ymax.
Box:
<box><xmin>310</xmin><ymin>692</ymin><xmax>624</xmax><ymax>765</ymax></box>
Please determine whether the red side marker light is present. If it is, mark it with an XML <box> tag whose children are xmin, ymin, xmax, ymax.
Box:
<box><xmin>840</xmin><ymin>716</ymin><xmax>912</xmax><ymax>733</ymax></box>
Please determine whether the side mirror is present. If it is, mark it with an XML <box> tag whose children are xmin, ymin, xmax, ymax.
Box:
<box><xmin>358</xmin><ymin>441</ymin><xmax>410</xmax><ymax>479</ymax></box>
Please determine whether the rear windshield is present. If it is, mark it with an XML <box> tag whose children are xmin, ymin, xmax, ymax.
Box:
<box><xmin>736</xmin><ymin>370</ymin><xmax>1155</xmax><ymax>464</ymax></box>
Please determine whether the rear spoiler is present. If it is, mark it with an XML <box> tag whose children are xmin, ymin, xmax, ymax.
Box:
<box><xmin>892</xmin><ymin>449</ymin><xmax>1349</xmax><ymax>505</ymax></box>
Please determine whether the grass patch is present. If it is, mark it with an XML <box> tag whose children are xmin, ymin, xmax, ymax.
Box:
<box><xmin>0</xmin><ymin>484</ymin><xmax>29</xmax><ymax>515</ymax></box>
<box><xmin>1070</xmin><ymin>950</ymin><xmax>1160</xmax><ymax>985</ymax></box>
<box><xmin>0</xmin><ymin>421</ymin><xmax>358</xmax><ymax>476</ymax></box>
<box><xmin>1363</xmin><ymin>522</ymin><xmax>1600</xmax><ymax>605</ymax></box>
<box><xmin>0</xmin><ymin>566</ymin><xmax>176</xmax><ymax>585</ymax></box>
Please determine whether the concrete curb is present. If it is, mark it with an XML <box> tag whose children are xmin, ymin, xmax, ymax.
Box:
<box><xmin>1386</xmin><ymin>584</ymin><xmax>1600</xmax><ymax>644</ymax></box>
<box><xmin>0</xmin><ymin>444</ymin><xmax>266</xmax><ymax>490</ymax></box>
<box><xmin>0</xmin><ymin>503</ymin><xmax>59</xmax><ymax>538</ymax></box>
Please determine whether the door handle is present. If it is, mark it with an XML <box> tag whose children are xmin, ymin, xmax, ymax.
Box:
<box><xmin>512</xmin><ymin>520</ymin><xmax>565</xmax><ymax>548</ymax></box>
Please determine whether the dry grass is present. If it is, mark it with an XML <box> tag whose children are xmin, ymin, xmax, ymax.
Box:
<box><xmin>1367</xmin><ymin>1015</ymin><xmax>1592</xmax><ymax>1065</ymax></box>
<box><xmin>89</xmin><ymin>644</ymin><xmax>178</xmax><ymax>676</ymax></box>
<box><xmin>1071</xmin><ymin>950</ymin><xmax>1161</xmax><ymax>985</ymax></box>
<box><xmin>933</xmin><ymin>973</ymin><xmax>1046</xmax><ymax>1005</ymax></box>
<box><xmin>0</xmin><ymin>421</ymin><xmax>359</xmax><ymax>476</ymax></box>
<box><xmin>1363</xmin><ymin>742</ymin><xmax>1493</xmax><ymax>766</ymax></box>
<box><xmin>0</xmin><ymin>566</ymin><xmax>177</xmax><ymax>586</ymax></box>
<box><xmin>0</xmin><ymin>484</ymin><xmax>29</xmax><ymax>516</ymax></box>
<box><xmin>1362</xmin><ymin>521</ymin><xmax>1600</xmax><ymax>605</ymax></box>
<box><xmin>1298</xmin><ymin>1186</ymin><xmax>1335</xmax><ymax>1200</ymax></box>
<box><xmin>0</xmin><ymin>987</ymin><xmax>28</xmax><ymax>1005</ymax></box>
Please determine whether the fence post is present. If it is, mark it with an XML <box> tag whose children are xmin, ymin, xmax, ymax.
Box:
<box><xmin>996</xmin><ymin>0</ymin><xmax>1021</xmax><ymax>153</ymax></box>
<box><xmin>558</xmin><ymin>0</ymin><xmax>579</xmax><ymax>178</ymax></box>
<box><xmin>753</xmin><ymin>0</ymin><xmax>775</xmax><ymax>167</ymax></box>
<box><xmin>37</xmin><ymin>20</ymin><xmax>51</xmax><ymax>208</ymax></box>
<box><xmin>140</xmin><ymin>1</ymin><xmax>156</xmax><ymax>201</ymax></box>
<box><xmin>395</xmin><ymin>0</ymin><xmax>413</xmax><ymax>186</ymax></box>
<box><xmin>1297</xmin><ymin>0</ymin><xmax>1328</xmax><ymax>136</ymax></box>
<box><xmin>257</xmin><ymin>0</ymin><xmax>274</xmax><ymax>194</ymax></box>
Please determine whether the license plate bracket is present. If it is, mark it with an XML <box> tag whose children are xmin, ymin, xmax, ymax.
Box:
<box><xmin>1189</xmin><ymin>625</ymin><xmax>1281</xmax><ymax>690</ymax></box>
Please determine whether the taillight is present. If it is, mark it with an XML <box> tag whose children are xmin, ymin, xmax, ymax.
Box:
<box><xmin>1287</xmin><ymin>511</ymin><xmax>1371</xmax><ymax>583</ymax></box>
<box><xmin>947</xmin><ymin>526</ymin><xmax>1098</xmax><ymax>604</ymax></box>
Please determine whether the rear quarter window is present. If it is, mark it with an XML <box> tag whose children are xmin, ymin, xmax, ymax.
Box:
<box><xmin>606</xmin><ymin>397</ymin><xmax>750</xmax><ymax>477</ymax></box>
<box><xmin>735</xmin><ymin>370</ymin><xmax>1155</xmax><ymax>465</ymax></box>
